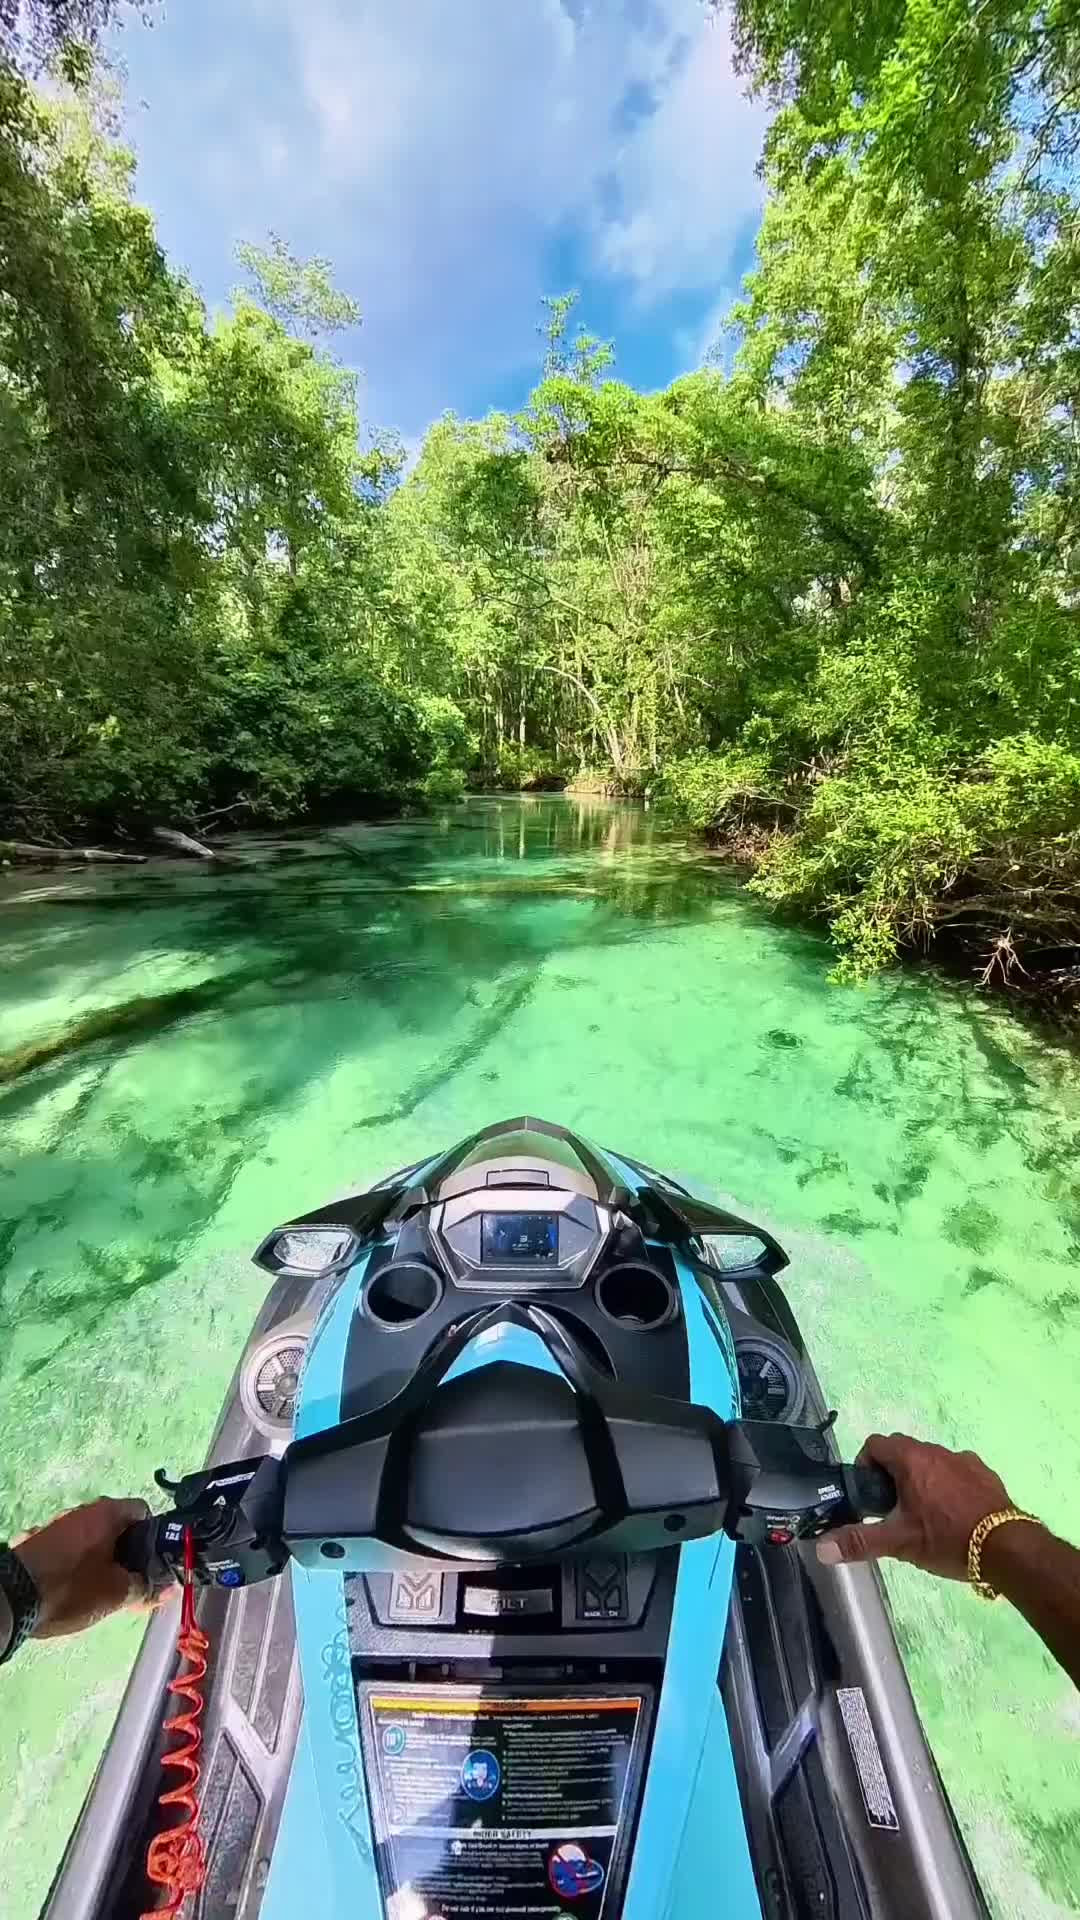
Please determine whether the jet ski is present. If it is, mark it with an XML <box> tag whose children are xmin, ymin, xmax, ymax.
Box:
<box><xmin>44</xmin><ymin>1117</ymin><xmax>988</xmax><ymax>1920</ymax></box>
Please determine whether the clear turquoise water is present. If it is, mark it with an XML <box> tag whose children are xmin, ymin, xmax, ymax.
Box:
<box><xmin>1</xmin><ymin>796</ymin><xmax>1078</xmax><ymax>1917</ymax></box>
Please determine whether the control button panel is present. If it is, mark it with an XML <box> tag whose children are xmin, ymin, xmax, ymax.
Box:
<box><xmin>361</xmin><ymin>1555</ymin><xmax>650</xmax><ymax>1636</ymax></box>
<box><xmin>575</xmin><ymin>1555</ymin><xmax>628</xmax><ymax>1622</ymax></box>
<box><xmin>463</xmin><ymin>1584</ymin><xmax>555</xmax><ymax>1620</ymax></box>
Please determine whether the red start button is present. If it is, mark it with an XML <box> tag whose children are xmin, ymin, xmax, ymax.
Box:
<box><xmin>767</xmin><ymin>1528</ymin><xmax>793</xmax><ymax>1545</ymax></box>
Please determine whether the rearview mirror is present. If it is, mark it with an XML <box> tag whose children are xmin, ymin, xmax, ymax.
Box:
<box><xmin>699</xmin><ymin>1233</ymin><xmax>778</xmax><ymax>1275</ymax></box>
<box><xmin>253</xmin><ymin>1224</ymin><xmax>360</xmax><ymax>1279</ymax></box>
<box><xmin>640</xmin><ymin>1186</ymin><xmax>788</xmax><ymax>1276</ymax></box>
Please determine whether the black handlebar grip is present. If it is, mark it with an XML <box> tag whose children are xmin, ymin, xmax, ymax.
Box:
<box><xmin>114</xmin><ymin>1517</ymin><xmax>159</xmax><ymax>1581</ymax></box>
<box><xmin>845</xmin><ymin>1464</ymin><xmax>897</xmax><ymax>1518</ymax></box>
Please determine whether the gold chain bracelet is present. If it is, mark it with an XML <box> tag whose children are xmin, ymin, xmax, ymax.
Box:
<box><xmin>967</xmin><ymin>1508</ymin><xmax>1042</xmax><ymax>1601</ymax></box>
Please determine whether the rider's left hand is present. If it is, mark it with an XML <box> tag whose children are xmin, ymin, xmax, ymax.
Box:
<box><xmin>15</xmin><ymin>1497</ymin><xmax>153</xmax><ymax>1638</ymax></box>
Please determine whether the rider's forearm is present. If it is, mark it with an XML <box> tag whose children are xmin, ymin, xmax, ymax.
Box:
<box><xmin>983</xmin><ymin>1521</ymin><xmax>1080</xmax><ymax>1688</ymax></box>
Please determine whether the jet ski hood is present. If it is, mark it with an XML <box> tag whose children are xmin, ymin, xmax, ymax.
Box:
<box><xmin>416</xmin><ymin>1115</ymin><xmax>624</xmax><ymax>1205</ymax></box>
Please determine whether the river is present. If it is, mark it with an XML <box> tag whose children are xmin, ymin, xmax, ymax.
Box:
<box><xmin>0</xmin><ymin>795</ymin><xmax>1078</xmax><ymax>1917</ymax></box>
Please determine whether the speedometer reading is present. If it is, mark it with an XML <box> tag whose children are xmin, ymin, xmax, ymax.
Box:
<box><xmin>736</xmin><ymin>1337</ymin><xmax>803</xmax><ymax>1423</ymax></box>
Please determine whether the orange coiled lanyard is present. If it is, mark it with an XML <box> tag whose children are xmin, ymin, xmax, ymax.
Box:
<box><xmin>141</xmin><ymin>1527</ymin><xmax>209</xmax><ymax>1918</ymax></box>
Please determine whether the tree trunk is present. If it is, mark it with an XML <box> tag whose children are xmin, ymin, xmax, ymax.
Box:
<box><xmin>2</xmin><ymin>842</ymin><xmax>147</xmax><ymax>866</ymax></box>
<box><xmin>529</xmin><ymin>664</ymin><xmax>622</xmax><ymax>773</ymax></box>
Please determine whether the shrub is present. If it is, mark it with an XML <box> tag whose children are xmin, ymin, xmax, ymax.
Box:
<box><xmin>483</xmin><ymin>745</ymin><xmax>567</xmax><ymax>790</ymax></box>
<box><xmin>658</xmin><ymin>749</ymin><xmax>773</xmax><ymax>831</ymax></box>
<box><xmin>420</xmin><ymin>765</ymin><xmax>467</xmax><ymax>803</ymax></box>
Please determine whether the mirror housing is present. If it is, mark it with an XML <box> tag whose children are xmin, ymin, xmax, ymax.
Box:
<box><xmin>253</xmin><ymin>1223</ymin><xmax>361</xmax><ymax>1279</ymax></box>
<box><xmin>638</xmin><ymin>1186</ymin><xmax>789</xmax><ymax>1276</ymax></box>
<box><xmin>699</xmin><ymin>1232</ymin><xmax>780</xmax><ymax>1276</ymax></box>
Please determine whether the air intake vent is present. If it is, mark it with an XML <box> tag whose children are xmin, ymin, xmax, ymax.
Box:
<box><xmin>251</xmin><ymin>1342</ymin><xmax>305</xmax><ymax>1427</ymax></box>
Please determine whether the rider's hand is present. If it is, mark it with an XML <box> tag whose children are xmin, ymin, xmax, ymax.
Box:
<box><xmin>14</xmin><ymin>1497</ymin><xmax>151</xmax><ymax>1638</ymax></box>
<box><xmin>816</xmin><ymin>1433</ymin><xmax>1012</xmax><ymax>1579</ymax></box>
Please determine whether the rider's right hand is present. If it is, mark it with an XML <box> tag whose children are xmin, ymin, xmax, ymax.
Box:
<box><xmin>817</xmin><ymin>1433</ymin><xmax>1017</xmax><ymax>1578</ymax></box>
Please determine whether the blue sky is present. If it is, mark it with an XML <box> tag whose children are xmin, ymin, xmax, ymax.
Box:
<box><xmin>108</xmin><ymin>0</ymin><xmax>768</xmax><ymax>444</ymax></box>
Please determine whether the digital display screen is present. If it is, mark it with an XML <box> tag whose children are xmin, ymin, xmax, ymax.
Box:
<box><xmin>482</xmin><ymin>1212</ymin><xmax>559</xmax><ymax>1263</ymax></box>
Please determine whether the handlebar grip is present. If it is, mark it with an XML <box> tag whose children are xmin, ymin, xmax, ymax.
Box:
<box><xmin>844</xmin><ymin>1464</ymin><xmax>897</xmax><ymax>1518</ymax></box>
<box><xmin>114</xmin><ymin>1517</ymin><xmax>167</xmax><ymax>1586</ymax></box>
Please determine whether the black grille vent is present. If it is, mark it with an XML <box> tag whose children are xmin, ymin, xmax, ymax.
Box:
<box><xmin>254</xmin><ymin>1345</ymin><xmax>304</xmax><ymax>1422</ymax></box>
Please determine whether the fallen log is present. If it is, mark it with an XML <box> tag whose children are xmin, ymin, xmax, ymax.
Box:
<box><xmin>1</xmin><ymin>841</ymin><xmax>147</xmax><ymax>865</ymax></box>
<box><xmin>152</xmin><ymin>826</ymin><xmax>246</xmax><ymax>866</ymax></box>
<box><xmin>0</xmin><ymin>965</ymin><xmax>265</xmax><ymax>1086</ymax></box>
<box><xmin>153</xmin><ymin>826</ymin><xmax>221</xmax><ymax>859</ymax></box>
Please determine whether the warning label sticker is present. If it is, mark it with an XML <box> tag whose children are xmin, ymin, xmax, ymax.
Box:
<box><xmin>360</xmin><ymin>1688</ymin><xmax>646</xmax><ymax>1919</ymax></box>
<box><xmin>836</xmin><ymin>1686</ymin><xmax>900</xmax><ymax>1832</ymax></box>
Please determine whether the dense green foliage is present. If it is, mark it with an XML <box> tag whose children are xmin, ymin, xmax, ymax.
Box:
<box><xmin>0</xmin><ymin>67</ymin><xmax>458</xmax><ymax>831</ymax></box>
<box><xmin>3</xmin><ymin>0</ymin><xmax>1080</xmax><ymax>995</ymax></box>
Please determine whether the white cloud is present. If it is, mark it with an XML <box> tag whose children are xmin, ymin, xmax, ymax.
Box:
<box><xmin>116</xmin><ymin>0</ymin><xmax>768</xmax><ymax>434</ymax></box>
<box><xmin>593</xmin><ymin>16</ymin><xmax>767</xmax><ymax>296</ymax></box>
<box><xmin>674</xmin><ymin>289</ymin><xmax>741</xmax><ymax>373</ymax></box>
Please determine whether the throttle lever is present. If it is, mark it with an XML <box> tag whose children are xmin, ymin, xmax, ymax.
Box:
<box><xmin>114</xmin><ymin>1514</ymin><xmax>174</xmax><ymax>1594</ymax></box>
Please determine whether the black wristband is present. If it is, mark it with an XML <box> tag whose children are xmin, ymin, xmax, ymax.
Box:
<box><xmin>0</xmin><ymin>1544</ymin><xmax>41</xmax><ymax>1666</ymax></box>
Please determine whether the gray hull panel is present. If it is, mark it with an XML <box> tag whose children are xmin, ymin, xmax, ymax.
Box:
<box><xmin>719</xmin><ymin>1268</ymin><xmax>988</xmax><ymax>1920</ymax></box>
<box><xmin>42</xmin><ymin>1270</ymin><xmax>324</xmax><ymax>1920</ymax></box>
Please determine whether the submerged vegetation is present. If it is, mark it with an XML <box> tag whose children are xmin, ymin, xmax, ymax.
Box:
<box><xmin>3</xmin><ymin>2</ymin><xmax>1080</xmax><ymax>1002</ymax></box>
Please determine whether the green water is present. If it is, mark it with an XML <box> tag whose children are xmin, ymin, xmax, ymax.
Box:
<box><xmin>1</xmin><ymin>796</ymin><xmax>1078</xmax><ymax>1917</ymax></box>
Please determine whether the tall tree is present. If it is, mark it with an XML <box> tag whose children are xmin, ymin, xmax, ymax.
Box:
<box><xmin>1</xmin><ymin>1</ymin><xmax>155</xmax><ymax>73</ymax></box>
<box><xmin>235</xmin><ymin>235</ymin><xmax>362</xmax><ymax>344</ymax></box>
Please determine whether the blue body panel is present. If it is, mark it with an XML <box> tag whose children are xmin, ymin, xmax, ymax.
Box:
<box><xmin>262</xmin><ymin>1565</ymin><xmax>379</xmax><ymax>1919</ymax></box>
<box><xmin>442</xmin><ymin>1318</ymin><xmax>566</xmax><ymax>1381</ymax></box>
<box><xmin>660</xmin><ymin>1686</ymin><xmax>764</xmax><ymax>1919</ymax></box>
<box><xmin>619</xmin><ymin>1254</ymin><xmax>760</xmax><ymax>1918</ymax></box>
<box><xmin>264</xmin><ymin>1244</ymin><xmax>383</xmax><ymax>1919</ymax></box>
<box><xmin>267</xmin><ymin>1147</ymin><xmax>762</xmax><ymax>1920</ymax></box>
<box><xmin>600</xmin><ymin>1158</ymin><xmax>761</xmax><ymax>1920</ymax></box>
<box><xmin>261</xmin><ymin>1714</ymin><xmax>336</xmax><ymax>1914</ymax></box>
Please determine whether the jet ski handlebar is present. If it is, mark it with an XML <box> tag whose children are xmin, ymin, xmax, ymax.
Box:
<box><xmin>115</xmin><ymin>1433</ymin><xmax>895</xmax><ymax>1591</ymax></box>
<box><xmin>116</xmin><ymin>1306</ymin><xmax>895</xmax><ymax>1591</ymax></box>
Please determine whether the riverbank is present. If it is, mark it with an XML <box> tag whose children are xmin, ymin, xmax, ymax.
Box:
<box><xmin>653</xmin><ymin>759</ymin><xmax>1080</xmax><ymax>1035</ymax></box>
<box><xmin>7</xmin><ymin>785</ymin><xmax>1080</xmax><ymax>1039</ymax></box>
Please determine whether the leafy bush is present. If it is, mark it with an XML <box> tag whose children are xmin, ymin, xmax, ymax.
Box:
<box><xmin>747</xmin><ymin>738</ymin><xmax>1080</xmax><ymax>980</ymax></box>
<box><xmin>414</xmin><ymin>695</ymin><xmax>474</xmax><ymax>778</ymax></box>
<box><xmin>419</xmin><ymin>766</ymin><xmax>467</xmax><ymax>803</ymax></box>
<box><xmin>483</xmin><ymin>745</ymin><xmax>567</xmax><ymax>790</ymax></box>
<box><xmin>967</xmin><ymin>737</ymin><xmax>1080</xmax><ymax>839</ymax></box>
<box><xmin>658</xmin><ymin>750</ymin><xmax>773</xmax><ymax>830</ymax></box>
<box><xmin>564</xmin><ymin>765</ymin><xmax>653</xmax><ymax>797</ymax></box>
<box><xmin>751</xmin><ymin>769</ymin><xmax>977</xmax><ymax>977</ymax></box>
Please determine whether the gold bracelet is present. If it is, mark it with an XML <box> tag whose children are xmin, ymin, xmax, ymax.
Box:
<box><xmin>967</xmin><ymin>1508</ymin><xmax>1042</xmax><ymax>1600</ymax></box>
